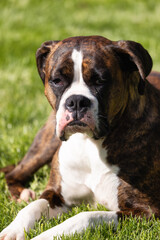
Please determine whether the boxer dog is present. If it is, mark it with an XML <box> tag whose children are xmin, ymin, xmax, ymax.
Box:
<box><xmin>1</xmin><ymin>36</ymin><xmax>160</xmax><ymax>240</ymax></box>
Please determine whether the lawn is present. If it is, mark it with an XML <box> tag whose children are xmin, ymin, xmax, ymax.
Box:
<box><xmin>0</xmin><ymin>0</ymin><xmax>160</xmax><ymax>239</ymax></box>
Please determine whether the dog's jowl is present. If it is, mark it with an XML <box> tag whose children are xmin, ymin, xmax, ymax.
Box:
<box><xmin>1</xmin><ymin>36</ymin><xmax>160</xmax><ymax>240</ymax></box>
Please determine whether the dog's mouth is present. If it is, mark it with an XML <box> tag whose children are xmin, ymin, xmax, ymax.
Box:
<box><xmin>57</xmin><ymin>109</ymin><xmax>100</xmax><ymax>141</ymax></box>
<box><xmin>59</xmin><ymin>120</ymin><xmax>93</xmax><ymax>141</ymax></box>
<box><xmin>67</xmin><ymin>120</ymin><xmax>87</xmax><ymax>127</ymax></box>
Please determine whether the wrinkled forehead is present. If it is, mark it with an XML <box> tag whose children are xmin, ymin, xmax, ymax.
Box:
<box><xmin>48</xmin><ymin>37</ymin><xmax>114</xmax><ymax>76</ymax></box>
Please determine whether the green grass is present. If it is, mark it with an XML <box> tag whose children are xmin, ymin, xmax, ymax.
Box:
<box><xmin>1</xmin><ymin>0</ymin><xmax>160</xmax><ymax>239</ymax></box>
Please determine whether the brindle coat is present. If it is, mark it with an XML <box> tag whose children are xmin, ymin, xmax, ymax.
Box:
<box><xmin>1</xmin><ymin>36</ymin><xmax>160</xmax><ymax>218</ymax></box>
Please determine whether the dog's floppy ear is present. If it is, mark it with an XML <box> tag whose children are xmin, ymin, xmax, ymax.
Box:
<box><xmin>36</xmin><ymin>41</ymin><xmax>59</xmax><ymax>83</ymax></box>
<box><xmin>114</xmin><ymin>40</ymin><xmax>153</xmax><ymax>94</ymax></box>
<box><xmin>116</xmin><ymin>40</ymin><xmax>153</xmax><ymax>80</ymax></box>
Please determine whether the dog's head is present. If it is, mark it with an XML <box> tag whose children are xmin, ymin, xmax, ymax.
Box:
<box><xmin>36</xmin><ymin>36</ymin><xmax>152</xmax><ymax>141</ymax></box>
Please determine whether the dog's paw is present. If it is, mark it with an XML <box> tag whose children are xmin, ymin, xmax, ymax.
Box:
<box><xmin>0</xmin><ymin>226</ymin><xmax>25</xmax><ymax>240</ymax></box>
<box><xmin>18</xmin><ymin>188</ymin><xmax>36</xmax><ymax>202</ymax></box>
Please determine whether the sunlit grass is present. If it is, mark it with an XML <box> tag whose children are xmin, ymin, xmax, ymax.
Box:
<box><xmin>0</xmin><ymin>0</ymin><xmax>160</xmax><ymax>238</ymax></box>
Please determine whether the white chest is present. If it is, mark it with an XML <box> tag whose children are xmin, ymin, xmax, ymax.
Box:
<box><xmin>58</xmin><ymin>133</ymin><xmax>120</xmax><ymax>211</ymax></box>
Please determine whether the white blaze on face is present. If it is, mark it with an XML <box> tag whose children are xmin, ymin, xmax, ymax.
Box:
<box><xmin>62</xmin><ymin>49</ymin><xmax>94</xmax><ymax>96</ymax></box>
<box><xmin>71</xmin><ymin>48</ymin><xmax>83</xmax><ymax>84</ymax></box>
<box><xmin>56</xmin><ymin>48</ymin><xmax>99</xmax><ymax>139</ymax></box>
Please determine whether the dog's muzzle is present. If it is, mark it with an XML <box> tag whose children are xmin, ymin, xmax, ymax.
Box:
<box><xmin>57</xmin><ymin>95</ymin><xmax>97</xmax><ymax>140</ymax></box>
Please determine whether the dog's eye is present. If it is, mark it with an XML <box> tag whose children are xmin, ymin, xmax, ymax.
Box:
<box><xmin>95</xmin><ymin>78</ymin><xmax>106</xmax><ymax>85</ymax></box>
<box><xmin>50</xmin><ymin>78</ymin><xmax>64</xmax><ymax>87</ymax></box>
<box><xmin>53</xmin><ymin>78</ymin><xmax>61</xmax><ymax>85</ymax></box>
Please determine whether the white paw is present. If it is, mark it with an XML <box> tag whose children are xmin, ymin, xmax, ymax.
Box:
<box><xmin>0</xmin><ymin>226</ymin><xmax>25</xmax><ymax>240</ymax></box>
<box><xmin>18</xmin><ymin>189</ymin><xmax>36</xmax><ymax>202</ymax></box>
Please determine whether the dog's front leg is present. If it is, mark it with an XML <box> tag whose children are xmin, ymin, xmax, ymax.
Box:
<box><xmin>0</xmin><ymin>199</ymin><xmax>66</xmax><ymax>240</ymax></box>
<box><xmin>31</xmin><ymin>211</ymin><xmax>118</xmax><ymax>240</ymax></box>
<box><xmin>2</xmin><ymin>111</ymin><xmax>60</xmax><ymax>201</ymax></box>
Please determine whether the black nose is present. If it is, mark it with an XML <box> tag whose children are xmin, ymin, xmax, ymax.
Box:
<box><xmin>65</xmin><ymin>95</ymin><xmax>91</xmax><ymax>119</ymax></box>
